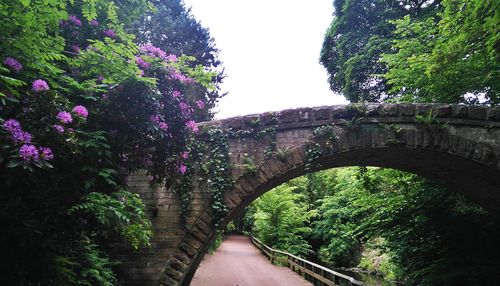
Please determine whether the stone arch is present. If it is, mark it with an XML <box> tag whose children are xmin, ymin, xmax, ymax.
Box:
<box><xmin>120</xmin><ymin>104</ymin><xmax>500</xmax><ymax>286</ymax></box>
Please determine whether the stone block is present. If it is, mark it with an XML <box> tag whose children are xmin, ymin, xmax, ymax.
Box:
<box><xmin>195</xmin><ymin>220</ymin><xmax>212</xmax><ymax>235</ymax></box>
<box><xmin>173</xmin><ymin>251</ymin><xmax>191</xmax><ymax>267</ymax></box>
<box><xmin>261</xmin><ymin>112</ymin><xmax>278</xmax><ymax>126</ymax></box>
<box><xmin>180</xmin><ymin>243</ymin><xmax>197</xmax><ymax>257</ymax></box>
<box><xmin>298</xmin><ymin>108</ymin><xmax>312</xmax><ymax>121</ymax></box>
<box><xmin>435</xmin><ymin>104</ymin><xmax>452</xmax><ymax>117</ymax></box>
<box><xmin>158</xmin><ymin>276</ymin><xmax>178</xmax><ymax>286</ymax></box>
<box><xmin>377</xmin><ymin>104</ymin><xmax>398</xmax><ymax>116</ymax></box>
<box><xmin>488</xmin><ymin>107</ymin><xmax>500</xmax><ymax>121</ymax></box>
<box><xmin>190</xmin><ymin>226</ymin><xmax>208</xmax><ymax>242</ymax></box>
<box><xmin>163</xmin><ymin>265</ymin><xmax>183</xmax><ymax>281</ymax></box>
<box><xmin>468</xmin><ymin>106</ymin><xmax>487</xmax><ymax>120</ymax></box>
<box><xmin>331</xmin><ymin>105</ymin><xmax>349</xmax><ymax>119</ymax></box>
<box><xmin>398</xmin><ymin>104</ymin><xmax>415</xmax><ymax>117</ymax></box>
<box><xmin>312</xmin><ymin>107</ymin><xmax>331</xmax><ymax>120</ymax></box>
<box><xmin>169</xmin><ymin>257</ymin><xmax>188</xmax><ymax>273</ymax></box>
<box><xmin>241</xmin><ymin>114</ymin><xmax>261</xmax><ymax>128</ymax></box>
<box><xmin>185</xmin><ymin>235</ymin><xmax>203</xmax><ymax>250</ymax></box>
<box><xmin>452</xmin><ymin>105</ymin><xmax>468</xmax><ymax>118</ymax></box>
<box><xmin>278</xmin><ymin>109</ymin><xmax>298</xmax><ymax>123</ymax></box>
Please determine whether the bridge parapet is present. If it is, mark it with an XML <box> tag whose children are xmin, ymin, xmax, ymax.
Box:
<box><xmin>201</xmin><ymin>104</ymin><xmax>500</xmax><ymax>129</ymax></box>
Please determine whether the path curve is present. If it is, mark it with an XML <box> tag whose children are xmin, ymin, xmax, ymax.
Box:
<box><xmin>191</xmin><ymin>234</ymin><xmax>312</xmax><ymax>286</ymax></box>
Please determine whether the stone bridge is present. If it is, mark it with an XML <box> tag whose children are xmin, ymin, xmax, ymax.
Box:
<box><xmin>118</xmin><ymin>103</ymin><xmax>500</xmax><ymax>286</ymax></box>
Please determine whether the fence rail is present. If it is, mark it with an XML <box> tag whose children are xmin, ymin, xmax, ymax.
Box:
<box><xmin>250</xmin><ymin>234</ymin><xmax>368</xmax><ymax>286</ymax></box>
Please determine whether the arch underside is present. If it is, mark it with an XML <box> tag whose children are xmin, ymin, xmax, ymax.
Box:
<box><xmin>228</xmin><ymin>145</ymin><xmax>500</xmax><ymax>222</ymax></box>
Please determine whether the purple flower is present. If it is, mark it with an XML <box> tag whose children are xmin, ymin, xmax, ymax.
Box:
<box><xmin>3</xmin><ymin>57</ymin><xmax>22</xmax><ymax>72</ymax></box>
<box><xmin>39</xmin><ymin>147</ymin><xmax>54</xmax><ymax>160</ymax></box>
<box><xmin>3</xmin><ymin>119</ymin><xmax>21</xmax><ymax>133</ymax></box>
<box><xmin>179</xmin><ymin>102</ymin><xmax>192</xmax><ymax>116</ymax></box>
<box><xmin>150</xmin><ymin>115</ymin><xmax>161</xmax><ymax>124</ymax></box>
<box><xmin>97</xmin><ymin>75</ymin><xmax>104</xmax><ymax>83</ymax></box>
<box><xmin>19</xmin><ymin>144</ymin><xmax>39</xmax><ymax>162</ymax></box>
<box><xmin>170</xmin><ymin>72</ymin><xmax>194</xmax><ymax>84</ymax></box>
<box><xmin>181</xmin><ymin>151</ymin><xmax>189</xmax><ymax>160</ymax></box>
<box><xmin>172</xmin><ymin>90</ymin><xmax>181</xmax><ymax>98</ymax></box>
<box><xmin>135</xmin><ymin>56</ymin><xmax>150</xmax><ymax>69</ymax></box>
<box><xmin>196</xmin><ymin>100</ymin><xmax>205</xmax><ymax>110</ymax></box>
<box><xmin>150</xmin><ymin>115</ymin><xmax>168</xmax><ymax>130</ymax></box>
<box><xmin>53</xmin><ymin>124</ymin><xmax>64</xmax><ymax>133</ymax></box>
<box><xmin>166</xmin><ymin>54</ymin><xmax>177</xmax><ymax>62</ymax></box>
<box><xmin>12</xmin><ymin>131</ymin><xmax>32</xmax><ymax>144</ymax></box>
<box><xmin>179</xmin><ymin>102</ymin><xmax>189</xmax><ymax>111</ymax></box>
<box><xmin>139</xmin><ymin>43</ymin><xmax>167</xmax><ymax>59</ymax></box>
<box><xmin>32</xmin><ymin>79</ymin><xmax>49</xmax><ymax>92</ymax></box>
<box><xmin>185</xmin><ymin>120</ymin><xmax>199</xmax><ymax>133</ymax></box>
<box><xmin>171</xmin><ymin>72</ymin><xmax>186</xmax><ymax>81</ymax></box>
<box><xmin>3</xmin><ymin>119</ymin><xmax>31</xmax><ymax>144</ymax></box>
<box><xmin>71</xmin><ymin>45</ymin><xmax>81</xmax><ymax>53</ymax></box>
<box><xmin>178</xmin><ymin>164</ymin><xmax>187</xmax><ymax>174</ymax></box>
<box><xmin>68</xmin><ymin>15</ymin><xmax>82</xmax><ymax>26</ymax></box>
<box><xmin>158</xmin><ymin>122</ymin><xmax>168</xmax><ymax>131</ymax></box>
<box><xmin>72</xmin><ymin>105</ymin><xmax>88</xmax><ymax>118</ymax></box>
<box><xmin>56</xmin><ymin>111</ymin><xmax>73</xmax><ymax>124</ymax></box>
<box><xmin>103</xmin><ymin>29</ymin><xmax>116</xmax><ymax>38</ymax></box>
<box><xmin>90</xmin><ymin>19</ymin><xmax>99</xmax><ymax>26</ymax></box>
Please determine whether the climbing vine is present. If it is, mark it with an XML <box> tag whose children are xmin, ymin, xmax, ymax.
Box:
<box><xmin>313</xmin><ymin>125</ymin><xmax>338</xmax><ymax>151</ymax></box>
<box><xmin>304</xmin><ymin>140</ymin><xmax>322</xmax><ymax>172</ymax></box>
<box><xmin>203</xmin><ymin>128</ymin><xmax>233</xmax><ymax>227</ymax></box>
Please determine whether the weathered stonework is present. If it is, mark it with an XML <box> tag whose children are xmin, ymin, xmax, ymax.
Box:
<box><xmin>118</xmin><ymin>104</ymin><xmax>500</xmax><ymax>286</ymax></box>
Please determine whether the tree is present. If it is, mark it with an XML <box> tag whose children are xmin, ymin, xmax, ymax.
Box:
<box><xmin>313</xmin><ymin>167</ymin><xmax>500</xmax><ymax>285</ymax></box>
<box><xmin>381</xmin><ymin>0</ymin><xmax>500</xmax><ymax>104</ymax></box>
<box><xmin>252</xmin><ymin>185</ymin><xmax>317</xmax><ymax>257</ymax></box>
<box><xmin>131</xmin><ymin>0</ymin><xmax>225</xmax><ymax>119</ymax></box>
<box><xmin>320</xmin><ymin>0</ymin><xmax>438</xmax><ymax>102</ymax></box>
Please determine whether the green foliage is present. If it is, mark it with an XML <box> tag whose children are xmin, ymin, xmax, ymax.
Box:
<box><xmin>312</xmin><ymin>125</ymin><xmax>338</xmax><ymax>156</ymax></box>
<box><xmin>242</xmin><ymin>154</ymin><xmax>257</xmax><ymax>175</ymax></box>
<box><xmin>322</xmin><ymin>0</ymin><xmax>498</xmax><ymax>104</ymax></box>
<box><xmin>381</xmin><ymin>0</ymin><xmax>499</xmax><ymax>104</ymax></box>
<box><xmin>207</xmin><ymin>231</ymin><xmax>223</xmax><ymax>253</ymax></box>
<box><xmin>312</xmin><ymin>167</ymin><xmax>500</xmax><ymax>285</ymax></box>
<box><xmin>414</xmin><ymin>108</ymin><xmax>437</xmax><ymax>125</ymax></box>
<box><xmin>131</xmin><ymin>0</ymin><xmax>225</xmax><ymax>120</ymax></box>
<box><xmin>304</xmin><ymin>140</ymin><xmax>322</xmax><ymax>172</ymax></box>
<box><xmin>320</xmin><ymin>0</ymin><xmax>437</xmax><ymax>102</ymax></box>
<box><xmin>252</xmin><ymin>184</ymin><xmax>317</xmax><ymax>257</ymax></box>
<box><xmin>54</xmin><ymin>239</ymin><xmax>118</xmax><ymax>286</ymax></box>
<box><xmin>69</xmin><ymin>191</ymin><xmax>152</xmax><ymax>250</ymax></box>
<box><xmin>274</xmin><ymin>147</ymin><xmax>290</xmax><ymax>162</ymax></box>
<box><xmin>204</xmin><ymin>128</ymin><xmax>233</xmax><ymax>227</ymax></box>
<box><xmin>0</xmin><ymin>0</ymin><xmax>223</xmax><ymax>284</ymax></box>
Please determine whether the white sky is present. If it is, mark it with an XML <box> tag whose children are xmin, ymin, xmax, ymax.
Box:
<box><xmin>183</xmin><ymin>0</ymin><xmax>349</xmax><ymax>119</ymax></box>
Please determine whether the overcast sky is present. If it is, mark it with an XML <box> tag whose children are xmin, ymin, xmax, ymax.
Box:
<box><xmin>183</xmin><ymin>0</ymin><xmax>349</xmax><ymax>119</ymax></box>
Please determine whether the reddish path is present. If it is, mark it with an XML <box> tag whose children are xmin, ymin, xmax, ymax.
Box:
<box><xmin>191</xmin><ymin>234</ymin><xmax>312</xmax><ymax>286</ymax></box>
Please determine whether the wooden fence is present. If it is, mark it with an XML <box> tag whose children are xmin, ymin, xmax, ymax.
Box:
<box><xmin>250</xmin><ymin>234</ymin><xmax>368</xmax><ymax>286</ymax></box>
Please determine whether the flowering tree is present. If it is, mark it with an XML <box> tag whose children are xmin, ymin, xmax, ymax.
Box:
<box><xmin>0</xmin><ymin>0</ymin><xmax>217</xmax><ymax>284</ymax></box>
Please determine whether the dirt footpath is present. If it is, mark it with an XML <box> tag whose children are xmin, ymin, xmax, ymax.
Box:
<box><xmin>190</xmin><ymin>234</ymin><xmax>312</xmax><ymax>286</ymax></box>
